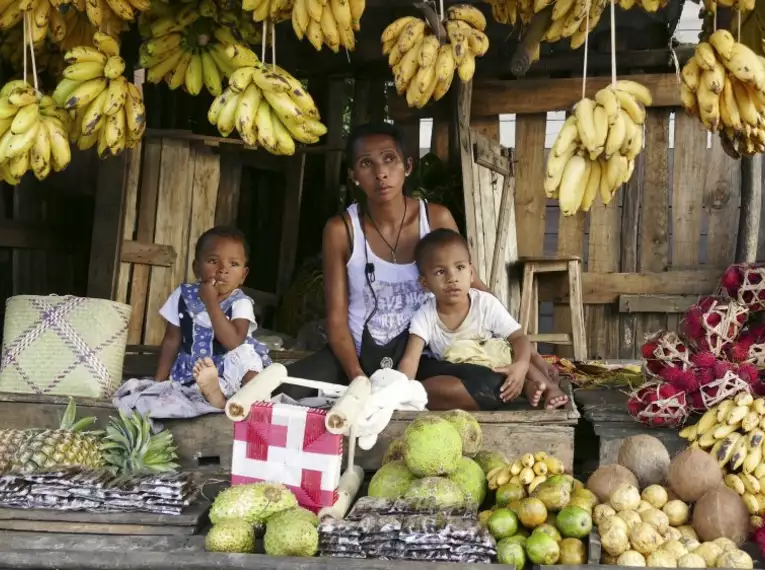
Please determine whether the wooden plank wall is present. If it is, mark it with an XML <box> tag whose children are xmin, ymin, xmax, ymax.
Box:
<box><xmin>490</xmin><ymin>109</ymin><xmax>738</xmax><ymax>360</ymax></box>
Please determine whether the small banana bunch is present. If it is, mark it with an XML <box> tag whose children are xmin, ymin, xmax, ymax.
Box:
<box><xmin>544</xmin><ymin>80</ymin><xmax>651</xmax><ymax>215</ymax></box>
<box><xmin>54</xmin><ymin>8</ymin><xmax>99</xmax><ymax>50</ymax></box>
<box><xmin>291</xmin><ymin>0</ymin><xmax>365</xmax><ymax>52</ymax></box>
<box><xmin>680</xmin><ymin>30</ymin><xmax>765</xmax><ymax>157</ymax></box>
<box><xmin>680</xmin><ymin>392</ymin><xmax>765</xmax><ymax>520</ymax></box>
<box><xmin>244</xmin><ymin>0</ymin><xmax>291</xmax><ymax>23</ymax></box>
<box><xmin>52</xmin><ymin>33</ymin><xmax>145</xmax><ymax>156</ymax></box>
<box><xmin>486</xmin><ymin>451</ymin><xmax>566</xmax><ymax>492</ymax></box>
<box><xmin>208</xmin><ymin>61</ymin><xmax>326</xmax><ymax>155</ymax></box>
<box><xmin>482</xmin><ymin>0</ymin><xmax>607</xmax><ymax>51</ymax></box>
<box><xmin>382</xmin><ymin>5</ymin><xmax>489</xmax><ymax>110</ymax></box>
<box><xmin>616</xmin><ymin>0</ymin><xmax>668</xmax><ymax>13</ymax></box>
<box><xmin>0</xmin><ymin>80</ymin><xmax>72</xmax><ymax>184</ymax></box>
<box><xmin>701</xmin><ymin>0</ymin><xmax>755</xmax><ymax>13</ymax></box>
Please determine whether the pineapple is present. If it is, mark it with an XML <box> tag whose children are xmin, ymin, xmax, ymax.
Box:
<box><xmin>101</xmin><ymin>410</ymin><xmax>179</xmax><ymax>475</ymax></box>
<box><xmin>0</xmin><ymin>398</ymin><xmax>103</xmax><ymax>474</ymax></box>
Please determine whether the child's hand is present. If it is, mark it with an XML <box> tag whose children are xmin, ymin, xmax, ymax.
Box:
<box><xmin>494</xmin><ymin>362</ymin><xmax>529</xmax><ymax>402</ymax></box>
<box><xmin>199</xmin><ymin>279</ymin><xmax>218</xmax><ymax>306</ymax></box>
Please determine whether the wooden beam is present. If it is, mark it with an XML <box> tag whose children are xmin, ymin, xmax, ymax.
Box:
<box><xmin>276</xmin><ymin>154</ymin><xmax>306</xmax><ymax>296</ymax></box>
<box><xmin>0</xmin><ymin>220</ymin><xmax>88</xmax><ymax>251</ymax></box>
<box><xmin>87</xmin><ymin>154</ymin><xmax>128</xmax><ymax>300</ymax></box>
<box><xmin>737</xmin><ymin>155</ymin><xmax>762</xmax><ymax>263</ymax></box>
<box><xmin>456</xmin><ymin>80</ymin><xmax>477</xmax><ymax>260</ymax></box>
<box><xmin>619</xmin><ymin>294</ymin><xmax>698</xmax><ymax>314</ymax></box>
<box><xmin>542</xmin><ymin>269</ymin><xmax>725</xmax><ymax>304</ymax></box>
<box><xmin>389</xmin><ymin>74</ymin><xmax>682</xmax><ymax>120</ymax></box>
<box><xmin>120</xmin><ymin>240</ymin><xmax>176</xmax><ymax>267</ymax></box>
<box><xmin>215</xmin><ymin>146</ymin><xmax>242</xmax><ymax>226</ymax></box>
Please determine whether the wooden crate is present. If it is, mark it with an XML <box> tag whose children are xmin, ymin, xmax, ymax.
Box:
<box><xmin>393</xmin><ymin>73</ymin><xmax>743</xmax><ymax>361</ymax></box>
<box><xmin>575</xmin><ymin>387</ymin><xmax>686</xmax><ymax>467</ymax></box>
<box><xmin>0</xmin><ymin>379</ymin><xmax>579</xmax><ymax>474</ymax></box>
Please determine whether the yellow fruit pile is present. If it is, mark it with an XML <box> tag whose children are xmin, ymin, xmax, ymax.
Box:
<box><xmin>290</xmin><ymin>0</ymin><xmax>365</xmax><ymax>52</ymax></box>
<box><xmin>0</xmin><ymin>80</ymin><xmax>71</xmax><ymax>183</ymax></box>
<box><xmin>679</xmin><ymin>392</ymin><xmax>765</xmax><ymax>522</ymax></box>
<box><xmin>680</xmin><ymin>30</ymin><xmax>765</xmax><ymax>157</ymax></box>
<box><xmin>544</xmin><ymin>80</ymin><xmax>651</xmax><ymax>215</ymax></box>
<box><xmin>52</xmin><ymin>33</ymin><xmax>145</xmax><ymax>156</ymax></box>
<box><xmin>382</xmin><ymin>5</ymin><xmax>489</xmax><ymax>110</ymax></box>
<box><xmin>486</xmin><ymin>451</ymin><xmax>566</xmax><ymax>493</ymax></box>
<box><xmin>139</xmin><ymin>8</ymin><xmax>257</xmax><ymax>97</ymax></box>
<box><xmin>208</xmin><ymin>62</ymin><xmax>326</xmax><ymax>155</ymax></box>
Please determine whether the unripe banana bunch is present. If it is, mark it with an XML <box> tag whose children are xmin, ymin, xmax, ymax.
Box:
<box><xmin>208</xmin><ymin>62</ymin><xmax>326</xmax><ymax>156</ymax></box>
<box><xmin>679</xmin><ymin>29</ymin><xmax>765</xmax><ymax>154</ymax></box>
<box><xmin>616</xmin><ymin>0</ymin><xmax>668</xmax><ymax>13</ymax></box>
<box><xmin>381</xmin><ymin>5</ymin><xmax>489</xmax><ymax>110</ymax></box>
<box><xmin>52</xmin><ymin>32</ymin><xmax>145</xmax><ymax>157</ymax></box>
<box><xmin>544</xmin><ymin>80</ymin><xmax>651</xmax><ymax>215</ymax></box>
<box><xmin>139</xmin><ymin>7</ymin><xmax>260</xmax><ymax>97</ymax></box>
<box><xmin>0</xmin><ymin>80</ymin><xmax>72</xmax><ymax>184</ymax></box>
<box><xmin>486</xmin><ymin>451</ymin><xmax>566</xmax><ymax>492</ymax></box>
<box><xmin>291</xmin><ymin>0</ymin><xmax>365</xmax><ymax>53</ymax></box>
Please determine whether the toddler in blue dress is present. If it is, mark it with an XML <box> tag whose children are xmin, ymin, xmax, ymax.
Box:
<box><xmin>154</xmin><ymin>226</ymin><xmax>271</xmax><ymax>409</ymax></box>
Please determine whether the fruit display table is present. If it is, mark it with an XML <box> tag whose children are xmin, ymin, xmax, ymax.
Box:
<box><xmin>0</xmin><ymin>377</ymin><xmax>580</xmax><ymax>474</ymax></box>
<box><xmin>575</xmin><ymin>388</ymin><xmax>686</xmax><ymax>469</ymax></box>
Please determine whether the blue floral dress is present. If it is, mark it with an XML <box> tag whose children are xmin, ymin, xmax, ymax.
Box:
<box><xmin>169</xmin><ymin>282</ymin><xmax>272</xmax><ymax>386</ymax></box>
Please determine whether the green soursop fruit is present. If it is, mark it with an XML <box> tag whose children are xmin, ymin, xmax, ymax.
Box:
<box><xmin>205</xmin><ymin>521</ymin><xmax>256</xmax><ymax>553</ymax></box>
<box><xmin>448</xmin><ymin>456</ymin><xmax>487</xmax><ymax>506</ymax></box>
<box><xmin>268</xmin><ymin>506</ymin><xmax>319</xmax><ymax>527</ymax></box>
<box><xmin>403</xmin><ymin>415</ymin><xmax>462</xmax><ymax>476</ymax></box>
<box><xmin>404</xmin><ymin>476</ymin><xmax>465</xmax><ymax>507</ymax></box>
<box><xmin>368</xmin><ymin>460</ymin><xmax>416</xmax><ymax>499</ymax></box>
<box><xmin>209</xmin><ymin>483</ymin><xmax>298</xmax><ymax>525</ymax></box>
<box><xmin>381</xmin><ymin>439</ymin><xmax>405</xmax><ymax>465</ymax></box>
<box><xmin>442</xmin><ymin>410</ymin><xmax>483</xmax><ymax>457</ymax></box>
<box><xmin>263</xmin><ymin>516</ymin><xmax>319</xmax><ymax>557</ymax></box>
<box><xmin>474</xmin><ymin>450</ymin><xmax>508</xmax><ymax>475</ymax></box>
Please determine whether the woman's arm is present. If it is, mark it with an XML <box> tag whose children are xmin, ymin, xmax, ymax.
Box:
<box><xmin>155</xmin><ymin>324</ymin><xmax>181</xmax><ymax>381</ymax></box>
<box><xmin>323</xmin><ymin>216</ymin><xmax>365</xmax><ymax>380</ymax></box>
<box><xmin>426</xmin><ymin>202</ymin><xmax>492</xmax><ymax>293</ymax></box>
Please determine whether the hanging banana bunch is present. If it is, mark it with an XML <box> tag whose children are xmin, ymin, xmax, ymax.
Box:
<box><xmin>482</xmin><ymin>0</ymin><xmax>607</xmax><ymax>50</ymax></box>
<box><xmin>679</xmin><ymin>29</ymin><xmax>765</xmax><ymax>158</ymax></box>
<box><xmin>207</xmin><ymin>21</ymin><xmax>327</xmax><ymax>156</ymax></box>
<box><xmin>290</xmin><ymin>0</ymin><xmax>366</xmax><ymax>52</ymax></box>
<box><xmin>382</xmin><ymin>4</ymin><xmax>489</xmax><ymax>110</ymax></box>
<box><xmin>701</xmin><ymin>0</ymin><xmax>754</xmax><ymax>13</ymax></box>
<box><xmin>52</xmin><ymin>31</ymin><xmax>145</xmax><ymax>157</ymax></box>
<box><xmin>616</xmin><ymin>0</ymin><xmax>667</xmax><ymax>13</ymax></box>
<box><xmin>245</xmin><ymin>0</ymin><xmax>292</xmax><ymax>23</ymax></box>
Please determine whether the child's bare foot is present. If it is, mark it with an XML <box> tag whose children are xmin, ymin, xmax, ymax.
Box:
<box><xmin>193</xmin><ymin>358</ymin><xmax>226</xmax><ymax>409</ymax></box>
<box><xmin>543</xmin><ymin>383</ymin><xmax>569</xmax><ymax>409</ymax></box>
<box><xmin>523</xmin><ymin>378</ymin><xmax>545</xmax><ymax>407</ymax></box>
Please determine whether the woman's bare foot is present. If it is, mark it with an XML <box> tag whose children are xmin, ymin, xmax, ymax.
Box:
<box><xmin>193</xmin><ymin>358</ymin><xmax>226</xmax><ymax>409</ymax></box>
<box><xmin>543</xmin><ymin>383</ymin><xmax>569</xmax><ymax>409</ymax></box>
<box><xmin>523</xmin><ymin>378</ymin><xmax>545</xmax><ymax>407</ymax></box>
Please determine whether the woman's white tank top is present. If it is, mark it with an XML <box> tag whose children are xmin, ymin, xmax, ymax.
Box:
<box><xmin>346</xmin><ymin>200</ymin><xmax>432</xmax><ymax>354</ymax></box>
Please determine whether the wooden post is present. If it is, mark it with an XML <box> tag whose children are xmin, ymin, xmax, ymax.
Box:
<box><xmin>350</xmin><ymin>77</ymin><xmax>371</xmax><ymax>128</ymax></box>
<box><xmin>736</xmin><ymin>155</ymin><xmax>761</xmax><ymax>263</ymax></box>
<box><xmin>87</xmin><ymin>154</ymin><xmax>129</xmax><ymax>300</ymax></box>
<box><xmin>455</xmin><ymin>80</ymin><xmax>477</xmax><ymax>258</ymax></box>
<box><xmin>277</xmin><ymin>154</ymin><xmax>306</xmax><ymax>296</ymax></box>
<box><xmin>215</xmin><ymin>146</ymin><xmax>242</xmax><ymax>226</ymax></box>
<box><xmin>323</xmin><ymin>79</ymin><xmax>347</xmax><ymax>218</ymax></box>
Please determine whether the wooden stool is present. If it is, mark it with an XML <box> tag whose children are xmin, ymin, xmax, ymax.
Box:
<box><xmin>519</xmin><ymin>256</ymin><xmax>587</xmax><ymax>361</ymax></box>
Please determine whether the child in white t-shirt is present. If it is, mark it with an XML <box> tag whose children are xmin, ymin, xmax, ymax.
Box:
<box><xmin>154</xmin><ymin>226</ymin><xmax>271</xmax><ymax>409</ymax></box>
<box><xmin>398</xmin><ymin>228</ymin><xmax>568</xmax><ymax>410</ymax></box>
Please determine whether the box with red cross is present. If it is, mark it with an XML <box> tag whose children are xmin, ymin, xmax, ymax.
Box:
<box><xmin>230</xmin><ymin>402</ymin><xmax>343</xmax><ymax>513</ymax></box>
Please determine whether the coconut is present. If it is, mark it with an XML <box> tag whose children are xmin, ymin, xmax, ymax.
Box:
<box><xmin>667</xmin><ymin>449</ymin><xmax>723</xmax><ymax>503</ymax></box>
<box><xmin>618</xmin><ymin>435</ymin><xmax>671</xmax><ymax>488</ymax></box>
<box><xmin>587</xmin><ymin>464</ymin><xmax>639</xmax><ymax>504</ymax></box>
<box><xmin>692</xmin><ymin>487</ymin><xmax>749</xmax><ymax>546</ymax></box>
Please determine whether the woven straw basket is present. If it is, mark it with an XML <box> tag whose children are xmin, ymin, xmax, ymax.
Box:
<box><xmin>0</xmin><ymin>295</ymin><xmax>131</xmax><ymax>399</ymax></box>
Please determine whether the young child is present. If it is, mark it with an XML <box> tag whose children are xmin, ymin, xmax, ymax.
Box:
<box><xmin>397</xmin><ymin>228</ymin><xmax>568</xmax><ymax>410</ymax></box>
<box><xmin>154</xmin><ymin>226</ymin><xmax>272</xmax><ymax>409</ymax></box>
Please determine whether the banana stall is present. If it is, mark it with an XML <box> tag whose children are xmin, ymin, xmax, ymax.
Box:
<box><xmin>0</xmin><ymin>0</ymin><xmax>764</xmax><ymax>566</ymax></box>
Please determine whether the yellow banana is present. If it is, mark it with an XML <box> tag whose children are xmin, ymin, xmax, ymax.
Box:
<box><xmin>255</xmin><ymin>99</ymin><xmax>277</xmax><ymax>151</ymax></box>
<box><xmin>9</xmin><ymin>86</ymin><xmax>37</xmax><ymax>108</ymax></box>
<box><xmin>6</xmin><ymin>122</ymin><xmax>39</xmax><ymax>159</ymax></box>
<box><xmin>229</xmin><ymin>67</ymin><xmax>256</xmax><ymax>93</ymax></box>
<box><xmin>574</xmin><ymin>98</ymin><xmax>598</xmax><ymax>152</ymax></box>
<box><xmin>81</xmin><ymin>88</ymin><xmax>108</xmax><ymax>136</ymax></box>
<box><xmin>104</xmin><ymin>56</ymin><xmax>126</xmax><ymax>80</ymax></box>
<box><xmin>105</xmin><ymin>109</ymin><xmax>125</xmax><ymax>155</ymax></box>
<box><xmin>104</xmin><ymin>76</ymin><xmax>128</xmax><ymax>116</ymax></box>
<box><xmin>167</xmin><ymin>50</ymin><xmax>192</xmax><ymax>90</ymax></box>
<box><xmin>146</xmin><ymin>48</ymin><xmax>184</xmax><ymax>83</ymax></box>
<box><xmin>235</xmin><ymin>84</ymin><xmax>261</xmax><ymax>146</ymax></box>
<box><xmin>10</xmin><ymin>104</ymin><xmax>40</xmax><ymax>135</ymax></box>
<box><xmin>447</xmin><ymin>3</ymin><xmax>487</xmax><ymax>30</ymax></box>
<box><xmin>272</xmin><ymin>116</ymin><xmax>296</xmax><ymax>156</ymax></box>
<box><xmin>93</xmin><ymin>32</ymin><xmax>120</xmax><ymax>57</ymax></box>
<box><xmin>42</xmin><ymin>117</ymin><xmax>71</xmax><ymax>171</ymax></box>
<box><xmin>215</xmin><ymin>89</ymin><xmax>241</xmax><ymax>137</ymax></box>
<box><xmin>124</xmin><ymin>83</ymin><xmax>145</xmax><ymax>137</ymax></box>
<box><xmin>200</xmin><ymin>50</ymin><xmax>222</xmax><ymax>96</ymax></box>
<box><xmin>30</xmin><ymin>123</ymin><xmax>51</xmax><ymax>181</ymax></box>
<box><xmin>263</xmin><ymin>90</ymin><xmax>304</xmax><ymax>125</ymax></box>
<box><xmin>64</xmin><ymin>77</ymin><xmax>107</xmax><ymax>110</ymax></box>
<box><xmin>63</xmin><ymin>61</ymin><xmax>106</xmax><ymax>81</ymax></box>
<box><xmin>613</xmin><ymin>91</ymin><xmax>646</xmax><ymax>124</ymax></box>
<box><xmin>64</xmin><ymin>46</ymin><xmax>107</xmax><ymax>65</ymax></box>
<box><xmin>184</xmin><ymin>52</ymin><xmax>203</xmax><ymax>96</ymax></box>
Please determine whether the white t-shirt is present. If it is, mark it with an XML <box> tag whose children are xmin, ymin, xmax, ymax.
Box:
<box><xmin>159</xmin><ymin>287</ymin><xmax>258</xmax><ymax>335</ymax></box>
<box><xmin>409</xmin><ymin>289</ymin><xmax>521</xmax><ymax>360</ymax></box>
